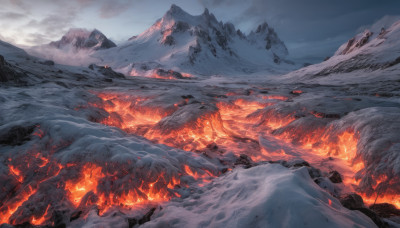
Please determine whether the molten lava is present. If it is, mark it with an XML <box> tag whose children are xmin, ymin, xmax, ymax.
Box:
<box><xmin>96</xmin><ymin>93</ymin><xmax>167</xmax><ymax>133</ymax></box>
<box><xmin>0</xmin><ymin>184</ymin><xmax>37</xmax><ymax>225</ymax></box>
<box><xmin>64</xmin><ymin>163</ymin><xmax>179</xmax><ymax>213</ymax></box>
<box><xmin>91</xmin><ymin>92</ymin><xmax>399</xmax><ymax>211</ymax></box>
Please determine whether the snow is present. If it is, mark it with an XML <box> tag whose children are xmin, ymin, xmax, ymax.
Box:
<box><xmin>27</xmin><ymin>28</ymin><xmax>116</xmax><ymax>67</ymax></box>
<box><xmin>281</xmin><ymin>19</ymin><xmax>400</xmax><ymax>83</ymax></box>
<box><xmin>26</xmin><ymin>5</ymin><xmax>296</xmax><ymax>77</ymax></box>
<box><xmin>143</xmin><ymin>164</ymin><xmax>376</xmax><ymax>228</ymax></box>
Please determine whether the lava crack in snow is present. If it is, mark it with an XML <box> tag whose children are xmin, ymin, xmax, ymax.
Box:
<box><xmin>92</xmin><ymin>91</ymin><xmax>399</xmax><ymax>209</ymax></box>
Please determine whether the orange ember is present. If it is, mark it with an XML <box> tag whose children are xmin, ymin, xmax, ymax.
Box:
<box><xmin>30</xmin><ymin>204</ymin><xmax>50</xmax><ymax>225</ymax></box>
<box><xmin>64</xmin><ymin>163</ymin><xmax>185</xmax><ymax>214</ymax></box>
<box><xmin>96</xmin><ymin>93</ymin><xmax>167</xmax><ymax>132</ymax></box>
<box><xmin>91</xmin><ymin>92</ymin><xmax>399</xmax><ymax>210</ymax></box>
<box><xmin>65</xmin><ymin>163</ymin><xmax>104</xmax><ymax>207</ymax></box>
<box><xmin>0</xmin><ymin>184</ymin><xmax>37</xmax><ymax>224</ymax></box>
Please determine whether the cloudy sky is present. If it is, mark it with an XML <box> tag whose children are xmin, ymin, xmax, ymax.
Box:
<box><xmin>1</xmin><ymin>0</ymin><xmax>399</xmax><ymax>61</ymax></box>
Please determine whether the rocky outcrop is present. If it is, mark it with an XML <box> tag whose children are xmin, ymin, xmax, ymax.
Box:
<box><xmin>50</xmin><ymin>29</ymin><xmax>116</xmax><ymax>51</ymax></box>
<box><xmin>0</xmin><ymin>55</ymin><xmax>26</xmax><ymax>83</ymax></box>
<box><xmin>338</xmin><ymin>30</ymin><xmax>373</xmax><ymax>55</ymax></box>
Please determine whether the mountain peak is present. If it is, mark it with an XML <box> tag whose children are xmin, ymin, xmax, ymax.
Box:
<box><xmin>255</xmin><ymin>22</ymin><xmax>269</xmax><ymax>33</ymax></box>
<box><xmin>50</xmin><ymin>28</ymin><xmax>116</xmax><ymax>51</ymax></box>
<box><xmin>203</xmin><ymin>8</ymin><xmax>209</xmax><ymax>16</ymax></box>
<box><xmin>166</xmin><ymin>4</ymin><xmax>188</xmax><ymax>17</ymax></box>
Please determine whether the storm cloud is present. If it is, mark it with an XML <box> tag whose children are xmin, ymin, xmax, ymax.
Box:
<box><xmin>0</xmin><ymin>0</ymin><xmax>139</xmax><ymax>46</ymax></box>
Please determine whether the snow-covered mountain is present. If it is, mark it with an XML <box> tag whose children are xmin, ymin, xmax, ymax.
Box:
<box><xmin>282</xmin><ymin>18</ymin><xmax>400</xmax><ymax>82</ymax></box>
<box><xmin>28</xmin><ymin>29</ymin><xmax>116</xmax><ymax>66</ymax></box>
<box><xmin>93</xmin><ymin>4</ymin><xmax>292</xmax><ymax>76</ymax></box>
<box><xmin>49</xmin><ymin>28</ymin><xmax>116</xmax><ymax>51</ymax></box>
<box><xmin>26</xmin><ymin>5</ymin><xmax>293</xmax><ymax>76</ymax></box>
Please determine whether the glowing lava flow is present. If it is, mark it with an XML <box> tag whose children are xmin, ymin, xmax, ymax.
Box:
<box><xmin>95</xmin><ymin>93</ymin><xmax>167</xmax><ymax>133</ymax></box>
<box><xmin>92</xmin><ymin>92</ymin><xmax>399</xmax><ymax>210</ymax></box>
<box><xmin>64</xmin><ymin>162</ymin><xmax>214</xmax><ymax>215</ymax></box>
<box><xmin>2</xmin><ymin>154</ymin><xmax>215</xmax><ymax>225</ymax></box>
<box><xmin>30</xmin><ymin>204</ymin><xmax>50</xmax><ymax>225</ymax></box>
<box><xmin>0</xmin><ymin>184</ymin><xmax>37</xmax><ymax>225</ymax></box>
<box><xmin>65</xmin><ymin>163</ymin><xmax>175</xmax><ymax>213</ymax></box>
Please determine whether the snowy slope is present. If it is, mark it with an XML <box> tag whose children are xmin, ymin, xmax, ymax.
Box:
<box><xmin>93</xmin><ymin>4</ymin><xmax>293</xmax><ymax>76</ymax></box>
<box><xmin>143</xmin><ymin>164</ymin><xmax>376</xmax><ymax>228</ymax></box>
<box><xmin>281</xmin><ymin>18</ymin><xmax>400</xmax><ymax>82</ymax></box>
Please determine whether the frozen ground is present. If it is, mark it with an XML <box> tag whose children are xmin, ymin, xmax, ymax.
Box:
<box><xmin>1</xmin><ymin>38</ymin><xmax>400</xmax><ymax>228</ymax></box>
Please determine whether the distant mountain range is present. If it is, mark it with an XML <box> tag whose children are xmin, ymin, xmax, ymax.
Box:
<box><xmin>24</xmin><ymin>5</ymin><xmax>400</xmax><ymax>79</ymax></box>
<box><xmin>282</xmin><ymin>16</ymin><xmax>400</xmax><ymax>81</ymax></box>
<box><xmin>49</xmin><ymin>28</ymin><xmax>116</xmax><ymax>51</ymax></box>
<box><xmin>28</xmin><ymin>4</ymin><xmax>293</xmax><ymax>76</ymax></box>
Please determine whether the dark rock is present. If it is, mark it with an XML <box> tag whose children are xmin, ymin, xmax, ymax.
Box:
<box><xmin>104</xmin><ymin>78</ymin><xmax>113</xmax><ymax>83</ymax></box>
<box><xmin>53</xmin><ymin>210</ymin><xmax>68</xmax><ymax>228</ymax></box>
<box><xmin>340</xmin><ymin>193</ymin><xmax>365</xmax><ymax>210</ymax></box>
<box><xmin>0</xmin><ymin>125</ymin><xmax>36</xmax><ymax>146</ymax></box>
<box><xmin>288</xmin><ymin>159</ymin><xmax>310</xmax><ymax>168</ymax></box>
<box><xmin>162</xmin><ymin>35</ymin><xmax>175</xmax><ymax>46</ymax></box>
<box><xmin>128</xmin><ymin>35</ymin><xmax>137</xmax><ymax>41</ymax></box>
<box><xmin>138</xmin><ymin>208</ymin><xmax>156</xmax><ymax>225</ymax></box>
<box><xmin>88</xmin><ymin>64</ymin><xmax>125</xmax><ymax>79</ymax></box>
<box><xmin>70</xmin><ymin>210</ymin><xmax>82</xmax><ymax>222</ymax></box>
<box><xmin>307</xmin><ymin>167</ymin><xmax>322</xmax><ymax>179</ymax></box>
<box><xmin>128</xmin><ymin>218</ymin><xmax>138</xmax><ymax>228</ymax></box>
<box><xmin>325</xmin><ymin>114</ymin><xmax>341</xmax><ymax>118</ymax></box>
<box><xmin>40</xmin><ymin>60</ymin><xmax>55</xmax><ymax>66</ymax></box>
<box><xmin>340</xmin><ymin>30</ymin><xmax>373</xmax><ymax>55</ymax></box>
<box><xmin>188</xmin><ymin>42</ymin><xmax>201</xmax><ymax>64</ymax></box>
<box><xmin>340</xmin><ymin>194</ymin><xmax>389</xmax><ymax>227</ymax></box>
<box><xmin>221</xmin><ymin>168</ymin><xmax>229</xmax><ymax>173</ymax></box>
<box><xmin>98</xmin><ymin>66</ymin><xmax>125</xmax><ymax>79</ymax></box>
<box><xmin>206</xmin><ymin>93</ymin><xmax>227</xmax><ymax>98</ymax></box>
<box><xmin>0</xmin><ymin>55</ymin><xmax>25</xmax><ymax>83</ymax></box>
<box><xmin>370</xmin><ymin>203</ymin><xmax>400</xmax><ymax>218</ymax></box>
<box><xmin>328</xmin><ymin>170</ymin><xmax>343</xmax><ymax>183</ymax></box>
<box><xmin>206</xmin><ymin>142</ymin><xmax>218</xmax><ymax>151</ymax></box>
<box><xmin>13</xmin><ymin>222</ymin><xmax>32</xmax><ymax>228</ymax></box>
<box><xmin>181</xmin><ymin>95</ymin><xmax>194</xmax><ymax>99</ymax></box>
<box><xmin>323</xmin><ymin>56</ymin><xmax>331</xmax><ymax>61</ymax></box>
<box><xmin>273</xmin><ymin>53</ymin><xmax>281</xmax><ymax>64</ymax></box>
<box><xmin>385</xmin><ymin>56</ymin><xmax>400</xmax><ymax>68</ymax></box>
<box><xmin>234</xmin><ymin>154</ymin><xmax>254</xmax><ymax>168</ymax></box>
<box><xmin>155</xmin><ymin>69</ymin><xmax>184</xmax><ymax>79</ymax></box>
<box><xmin>356</xmin><ymin>207</ymin><xmax>389</xmax><ymax>228</ymax></box>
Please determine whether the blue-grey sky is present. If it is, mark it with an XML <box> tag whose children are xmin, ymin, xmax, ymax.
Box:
<box><xmin>1</xmin><ymin>0</ymin><xmax>399</xmax><ymax>61</ymax></box>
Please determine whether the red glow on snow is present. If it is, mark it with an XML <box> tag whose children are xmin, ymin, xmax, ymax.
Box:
<box><xmin>91</xmin><ymin>92</ymin><xmax>399</xmax><ymax>211</ymax></box>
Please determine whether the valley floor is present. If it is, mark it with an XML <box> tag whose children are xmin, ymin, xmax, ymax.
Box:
<box><xmin>1</xmin><ymin>52</ymin><xmax>400</xmax><ymax>227</ymax></box>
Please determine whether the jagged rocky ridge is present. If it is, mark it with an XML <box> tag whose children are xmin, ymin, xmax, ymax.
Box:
<box><xmin>94</xmin><ymin>4</ymin><xmax>291</xmax><ymax>76</ymax></box>
<box><xmin>49</xmin><ymin>28</ymin><xmax>116</xmax><ymax>51</ymax></box>
<box><xmin>282</xmin><ymin>19</ymin><xmax>400</xmax><ymax>80</ymax></box>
